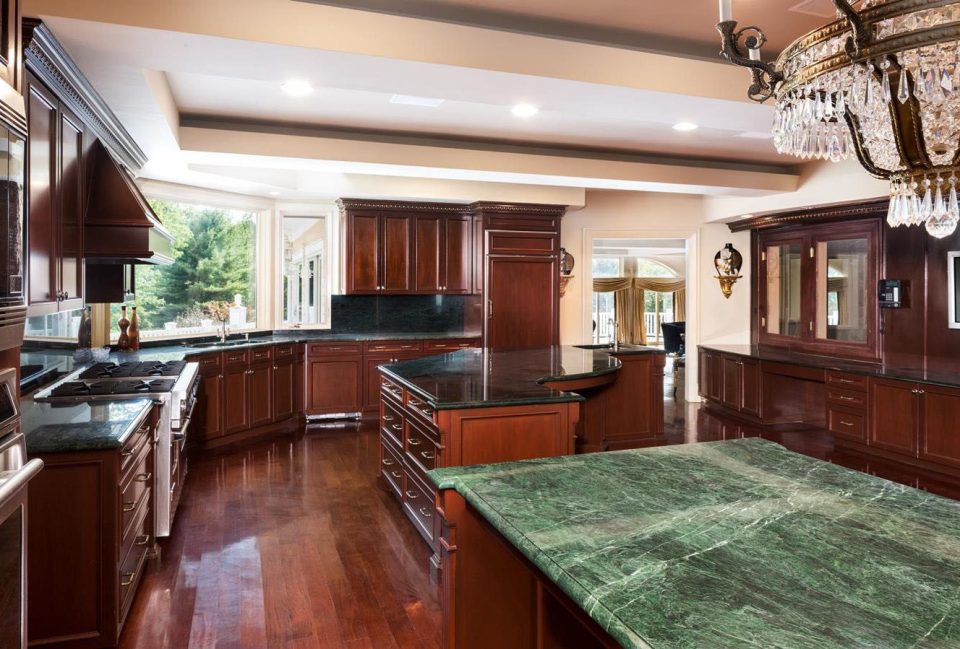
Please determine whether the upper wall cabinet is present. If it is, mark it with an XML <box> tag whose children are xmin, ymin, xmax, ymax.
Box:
<box><xmin>340</xmin><ymin>199</ymin><xmax>476</xmax><ymax>296</ymax></box>
<box><xmin>24</xmin><ymin>73</ymin><xmax>85</xmax><ymax>314</ymax></box>
<box><xmin>756</xmin><ymin>218</ymin><xmax>880</xmax><ymax>361</ymax></box>
<box><xmin>0</xmin><ymin>0</ymin><xmax>25</xmax><ymax>133</ymax></box>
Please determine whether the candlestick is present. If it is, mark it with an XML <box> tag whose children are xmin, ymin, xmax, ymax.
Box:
<box><xmin>719</xmin><ymin>0</ymin><xmax>733</xmax><ymax>22</ymax></box>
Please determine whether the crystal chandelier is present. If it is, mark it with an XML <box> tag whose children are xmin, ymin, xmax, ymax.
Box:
<box><xmin>718</xmin><ymin>0</ymin><xmax>960</xmax><ymax>238</ymax></box>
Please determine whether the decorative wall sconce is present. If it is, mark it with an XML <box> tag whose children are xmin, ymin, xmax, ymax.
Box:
<box><xmin>714</xmin><ymin>243</ymin><xmax>743</xmax><ymax>299</ymax></box>
<box><xmin>559</xmin><ymin>248</ymin><xmax>575</xmax><ymax>297</ymax></box>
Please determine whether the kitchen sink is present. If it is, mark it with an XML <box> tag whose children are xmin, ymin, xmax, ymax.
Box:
<box><xmin>186</xmin><ymin>339</ymin><xmax>252</xmax><ymax>349</ymax></box>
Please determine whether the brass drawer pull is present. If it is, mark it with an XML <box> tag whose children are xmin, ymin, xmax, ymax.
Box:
<box><xmin>408</xmin><ymin>438</ymin><xmax>423</xmax><ymax>447</ymax></box>
<box><xmin>418</xmin><ymin>507</ymin><xmax>433</xmax><ymax>518</ymax></box>
<box><xmin>120</xmin><ymin>571</ymin><xmax>137</xmax><ymax>587</ymax></box>
<box><xmin>840</xmin><ymin>421</ymin><xmax>855</xmax><ymax>427</ymax></box>
<box><xmin>837</xmin><ymin>395</ymin><xmax>857</xmax><ymax>402</ymax></box>
<box><xmin>836</xmin><ymin>378</ymin><xmax>857</xmax><ymax>384</ymax></box>
<box><xmin>122</xmin><ymin>502</ymin><xmax>136</xmax><ymax>513</ymax></box>
<box><xmin>382</xmin><ymin>457</ymin><xmax>395</xmax><ymax>467</ymax></box>
<box><xmin>390</xmin><ymin>471</ymin><xmax>403</xmax><ymax>479</ymax></box>
<box><xmin>121</xmin><ymin>449</ymin><xmax>135</xmax><ymax>458</ymax></box>
<box><xmin>391</xmin><ymin>424</ymin><xmax>402</xmax><ymax>432</ymax></box>
<box><xmin>135</xmin><ymin>472</ymin><xmax>152</xmax><ymax>482</ymax></box>
<box><xmin>135</xmin><ymin>535</ymin><xmax>150</xmax><ymax>546</ymax></box>
<box><xmin>405</xmin><ymin>490</ymin><xmax>419</xmax><ymax>500</ymax></box>
<box><xmin>421</xmin><ymin>450</ymin><xmax>435</xmax><ymax>461</ymax></box>
<box><xmin>419</xmin><ymin>408</ymin><xmax>433</xmax><ymax>418</ymax></box>
<box><xmin>383</xmin><ymin>415</ymin><xmax>395</xmax><ymax>422</ymax></box>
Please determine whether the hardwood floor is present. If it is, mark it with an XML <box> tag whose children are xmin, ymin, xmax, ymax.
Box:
<box><xmin>119</xmin><ymin>421</ymin><xmax>441</xmax><ymax>649</ymax></box>
<box><xmin>119</xmin><ymin>360</ymin><xmax>959</xmax><ymax>648</ymax></box>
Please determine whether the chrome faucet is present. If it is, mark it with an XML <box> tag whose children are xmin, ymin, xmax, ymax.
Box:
<box><xmin>219</xmin><ymin>319</ymin><xmax>229</xmax><ymax>344</ymax></box>
<box><xmin>607</xmin><ymin>317</ymin><xmax>620</xmax><ymax>352</ymax></box>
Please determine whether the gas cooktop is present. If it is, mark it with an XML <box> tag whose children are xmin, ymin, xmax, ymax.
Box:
<box><xmin>49</xmin><ymin>378</ymin><xmax>177</xmax><ymax>398</ymax></box>
<box><xmin>78</xmin><ymin>361</ymin><xmax>187</xmax><ymax>380</ymax></box>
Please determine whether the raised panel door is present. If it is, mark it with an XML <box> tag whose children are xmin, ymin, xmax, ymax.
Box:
<box><xmin>920</xmin><ymin>385</ymin><xmax>960</xmax><ymax>468</ymax></box>
<box><xmin>273</xmin><ymin>360</ymin><xmax>294</xmax><ymax>422</ymax></box>
<box><xmin>705</xmin><ymin>352</ymin><xmax>722</xmax><ymax>403</ymax></box>
<box><xmin>222</xmin><ymin>364</ymin><xmax>250</xmax><ymax>435</ymax></box>
<box><xmin>869</xmin><ymin>379</ymin><xmax>918</xmax><ymax>455</ymax></box>
<box><xmin>25</xmin><ymin>78</ymin><xmax>56</xmax><ymax>310</ymax></box>
<box><xmin>721</xmin><ymin>356</ymin><xmax>742</xmax><ymax>411</ymax></box>
<box><xmin>414</xmin><ymin>215</ymin><xmax>441</xmax><ymax>293</ymax></box>
<box><xmin>196</xmin><ymin>369</ymin><xmax>223</xmax><ymax>441</ymax></box>
<box><xmin>740</xmin><ymin>358</ymin><xmax>761</xmax><ymax>417</ymax></box>
<box><xmin>381</xmin><ymin>214</ymin><xmax>412</xmax><ymax>293</ymax></box>
<box><xmin>364</xmin><ymin>354</ymin><xmax>393</xmax><ymax>411</ymax></box>
<box><xmin>346</xmin><ymin>212</ymin><xmax>379</xmax><ymax>293</ymax></box>
<box><xmin>58</xmin><ymin>106</ymin><xmax>83</xmax><ymax>310</ymax></box>
<box><xmin>248</xmin><ymin>363</ymin><xmax>273</xmax><ymax>428</ymax></box>
<box><xmin>443</xmin><ymin>215</ymin><xmax>471</xmax><ymax>294</ymax></box>
<box><xmin>485</xmin><ymin>255</ymin><xmax>559</xmax><ymax>350</ymax></box>
<box><xmin>307</xmin><ymin>357</ymin><xmax>363</xmax><ymax>414</ymax></box>
<box><xmin>472</xmin><ymin>216</ymin><xmax>483</xmax><ymax>295</ymax></box>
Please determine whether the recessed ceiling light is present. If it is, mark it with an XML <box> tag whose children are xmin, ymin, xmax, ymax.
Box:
<box><xmin>512</xmin><ymin>103</ymin><xmax>539</xmax><ymax>118</ymax></box>
<box><xmin>280</xmin><ymin>79</ymin><xmax>314</xmax><ymax>98</ymax></box>
<box><xmin>390</xmin><ymin>94</ymin><xmax>445</xmax><ymax>107</ymax></box>
<box><xmin>672</xmin><ymin>122</ymin><xmax>699</xmax><ymax>132</ymax></box>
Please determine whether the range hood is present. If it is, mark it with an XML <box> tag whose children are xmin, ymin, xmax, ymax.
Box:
<box><xmin>84</xmin><ymin>141</ymin><xmax>173</xmax><ymax>265</ymax></box>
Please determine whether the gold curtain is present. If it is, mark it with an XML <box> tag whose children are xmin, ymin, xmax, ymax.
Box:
<box><xmin>673</xmin><ymin>288</ymin><xmax>686</xmax><ymax>321</ymax></box>
<box><xmin>593</xmin><ymin>277</ymin><xmax>685</xmax><ymax>293</ymax></box>
<box><xmin>593</xmin><ymin>277</ymin><xmax>634</xmax><ymax>293</ymax></box>
<box><xmin>614</xmin><ymin>287</ymin><xmax>646</xmax><ymax>345</ymax></box>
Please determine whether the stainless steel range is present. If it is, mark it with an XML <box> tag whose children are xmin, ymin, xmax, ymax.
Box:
<box><xmin>34</xmin><ymin>360</ymin><xmax>199</xmax><ymax>537</ymax></box>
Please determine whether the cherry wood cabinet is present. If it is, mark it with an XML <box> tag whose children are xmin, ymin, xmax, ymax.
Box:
<box><xmin>24</xmin><ymin>72</ymin><xmax>85</xmax><ymax>315</ymax></box>
<box><xmin>222</xmin><ymin>359</ymin><xmax>251</xmax><ymax>436</ymax></box>
<box><xmin>920</xmin><ymin>385</ymin><xmax>960</xmax><ymax>469</ymax></box>
<box><xmin>485</xmin><ymin>255</ymin><xmax>559</xmax><ymax>350</ymax></box>
<box><xmin>869</xmin><ymin>379</ymin><xmax>960</xmax><ymax>467</ymax></box>
<box><xmin>0</xmin><ymin>0</ymin><xmax>19</xmax><ymax>96</ymax></box>
<box><xmin>700</xmin><ymin>349</ymin><xmax>761</xmax><ymax>420</ymax></box>
<box><xmin>28</xmin><ymin>409</ymin><xmax>157</xmax><ymax>648</ymax></box>
<box><xmin>248</xmin><ymin>361</ymin><xmax>274</xmax><ymax>429</ymax></box>
<box><xmin>273</xmin><ymin>353</ymin><xmax>295</xmax><ymax>423</ymax></box>
<box><xmin>413</xmin><ymin>214</ymin><xmax>473</xmax><ymax>294</ymax></box>
<box><xmin>869</xmin><ymin>378</ymin><xmax>918</xmax><ymax>455</ymax></box>
<box><xmin>343</xmin><ymin>210</ymin><xmax>412</xmax><ymax>294</ymax></box>
<box><xmin>306</xmin><ymin>343</ymin><xmax>364</xmax><ymax>416</ymax></box>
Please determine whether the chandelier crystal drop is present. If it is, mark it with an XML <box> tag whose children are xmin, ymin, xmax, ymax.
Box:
<box><xmin>718</xmin><ymin>0</ymin><xmax>960</xmax><ymax>238</ymax></box>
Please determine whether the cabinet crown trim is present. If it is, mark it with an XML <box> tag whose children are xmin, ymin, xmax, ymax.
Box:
<box><xmin>23</xmin><ymin>19</ymin><xmax>148</xmax><ymax>173</ymax></box>
<box><xmin>338</xmin><ymin>198</ymin><xmax>469</xmax><ymax>214</ymax></box>
<box><xmin>729</xmin><ymin>198</ymin><xmax>887</xmax><ymax>232</ymax></box>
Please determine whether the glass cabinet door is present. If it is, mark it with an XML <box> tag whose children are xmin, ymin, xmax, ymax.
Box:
<box><xmin>764</xmin><ymin>242</ymin><xmax>803</xmax><ymax>338</ymax></box>
<box><xmin>815</xmin><ymin>238</ymin><xmax>869</xmax><ymax>343</ymax></box>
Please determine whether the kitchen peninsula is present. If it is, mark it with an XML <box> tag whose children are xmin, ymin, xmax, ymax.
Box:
<box><xmin>376</xmin><ymin>345</ymin><xmax>666</xmax><ymax>557</ymax></box>
<box><xmin>430</xmin><ymin>438</ymin><xmax>960</xmax><ymax>649</ymax></box>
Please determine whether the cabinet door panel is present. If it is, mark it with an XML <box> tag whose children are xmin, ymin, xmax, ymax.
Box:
<box><xmin>26</xmin><ymin>79</ymin><xmax>57</xmax><ymax>308</ymax></box>
<box><xmin>222</xmin><ymin>366</ymin><xmax>250</xmax><ymax>435</ymax></box>
<box><xmin>197</xmin><ymin>370</ymin><xmax>223</xmax><ymax>441</ymax></box>
<box><xmin>443</xmin><ymin>216</ymin><xmax>472</xmax><ymax>294</ymax></box>
<box><xmin>485</xmin><ymin>255</ymin><xmax>558</xmax><ymax>350</ymax></box>
<box><xmin>869</xmin><ymin>379</ymin><xmax>917</xmax><ymax>455</ymax></box>
<box><xmin>721</xmin><ymin>356</ymin><xmax>742</xmax><ymax>411</ymax></box>
<box><xmin>414</xmin><ymin>215</ymin><xmax>441</xmax><ymax>293</ymax></box>
<box><xmin>346</xmin><ymin>213</ymin><xmax>379</xmax><ymax>293</ymax></box>
<box><xmin>381</xmin><ymin>214</ymin><xmax>412</xmax><ymax>292</ymax></box>
<box><xmin>248</xmin><ymin>363</ymin><xmax>273</xmax><ymax>428</ymax></box>
<box><xmin>920</xmin><ymin>386</ymin><xmax>960</xmax><ymax>468</ymax></box>
<box><xmin>58</xmin><ymin>107</ymin><xmax>83</xmax><ymax>309</ymax></box>
<box><xmin>308</xmin><ymin>357</ymin><xmax>363</xmax><ymax>414</ymax></box>
<box><xmin>273</xmin><ymin>360</ymin><xmax>295</xmax><ymax>422</ymax></box>
<box><xmin>740</xmin><ymin>358</ymin><xmax>761</xmax><ymax>417</ymax></box>
<box><xmin>706</xmin><ymin>353</ymin><xmax>722</xmax><ymax>402</ymax></box>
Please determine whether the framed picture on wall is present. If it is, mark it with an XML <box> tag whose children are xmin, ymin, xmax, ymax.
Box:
<box><xmin>949</xmin><ymin>252</ymin><xmax>960</xmax><ymax>329</ymax></box>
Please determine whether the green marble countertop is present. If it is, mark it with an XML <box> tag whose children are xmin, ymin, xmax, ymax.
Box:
<box><xmin>429</xmin><ymin>438</ymin><xmax>960</xmax><ymax>648</ymax></box>
<box><xmin>380</xmin><ymin>346</ymin><xmax>631</xmax><ymax>410</ymax></box>
<box><xmin>21</xmin><ymin>399</ymin><xmax>154</xmax><ymax>455</ymax></box>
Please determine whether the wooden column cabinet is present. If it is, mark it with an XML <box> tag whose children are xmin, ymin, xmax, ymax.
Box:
<box><xmin>195</xmin><ymin>354</ymin><xmax>224</xmax><ymax>442</ymax></box>
<box><xmin>24</xmin><ymin>71</ymin><xmax>84</xmax><ymax>315</ymax></box>
<box><xmin>273</xmin><ymin>345</ymin><xmax>297</xmax><ymax>423</ymax></box>
<box><xmin>222</xmin><ymin>351</ymin><xmax>251</xmax><ymax>436</ymax></box>
<box><xmin>247</xmin><ymin>347</ymin><xmax>274</xmax><ymax>429</ymax></box>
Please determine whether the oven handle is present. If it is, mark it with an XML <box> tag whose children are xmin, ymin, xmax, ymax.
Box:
<box><xmin>172</xmin><ymin>416</ymin><xmax>191</xmax><ymax>441</ymax></box>
<box><xmin>0</xmin><ymin>459</ymin><xmax>44</xmax><ymax>505</ymax></box>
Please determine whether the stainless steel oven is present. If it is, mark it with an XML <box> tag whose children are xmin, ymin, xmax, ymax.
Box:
<box><xmin>0</xmin><ymin>368</ymin><xmax>43</xmax><ymax>649</ymax></box>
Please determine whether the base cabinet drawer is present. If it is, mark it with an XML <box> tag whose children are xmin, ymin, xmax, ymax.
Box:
<box><xmin>828</xmin><ymin>408</ymin><xmax>866</xmax><ymax>442</ymax></box>
<box><xmin>402</xmin><ymin>471</ymin><xmax>436</xmax><ymax>544</ymax></box>
<box><xmin>380</xmin><ymin>437</ymin><xmax>404</xmax><ymax>500</ymax></box>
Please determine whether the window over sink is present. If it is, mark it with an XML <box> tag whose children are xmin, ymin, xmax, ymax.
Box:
<box><xmin>280</xmin><ymin>213</ymin><xmax>331</xmax><ymax>329</ymax></box>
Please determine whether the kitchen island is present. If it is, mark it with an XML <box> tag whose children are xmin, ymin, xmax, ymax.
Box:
<box><xmin>376</xmin><ymin>345</ymin><xmax>665</xmax><ymax>565</ymax></box>
<box><xmin>429</xmin><ymin>437</ymin><xmax>960</xmax><ymax>649</ymax></box>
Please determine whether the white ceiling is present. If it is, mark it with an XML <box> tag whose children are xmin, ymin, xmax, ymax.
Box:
<box><xmin>40</xmin><ymin>6</ymin><xmax>805</xmax><ymax>202</ymax></box>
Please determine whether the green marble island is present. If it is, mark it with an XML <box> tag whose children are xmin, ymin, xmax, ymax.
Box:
<box><xmin>429</xmin><ymin>438</ymin><xmax>960</xmax><ymax>649</ymax></box>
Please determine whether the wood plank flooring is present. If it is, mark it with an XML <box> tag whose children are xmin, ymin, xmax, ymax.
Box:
<box><xmin>120</xmin><ymin>360</ymin><xmax>959</xmax><ymax>648</ymax></box>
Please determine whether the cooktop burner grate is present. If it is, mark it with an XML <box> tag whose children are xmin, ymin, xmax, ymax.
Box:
<box><xmin>78</xmin><ymin>361</ymin><xmax>187</xmax><ymax>380</ymax></box>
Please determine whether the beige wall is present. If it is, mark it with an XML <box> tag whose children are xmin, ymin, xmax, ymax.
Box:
<box><xmin>704</xmin><ymin>159</ymin><xmax>887</xmax><ymax>222</ymax></box>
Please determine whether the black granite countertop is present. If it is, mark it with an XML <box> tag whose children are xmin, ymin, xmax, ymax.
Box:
<box><xmin>700</xmin><ymin>344</ymin><xmax>960</xmax><ymax>389</ymax></box>
<box><xmin>20</xmin><ymin>398</ymin><xmax>154</xmax><ymax>455</ymax></box>
<box><xmin>21</xmin><ymin>330</ymin><xmax>483</xmax><ymax>374</ymax></box>
<box><xmin>379</xmin><ymin>346</ymin><xmax>641</xmax><ymax>410</ymax></box>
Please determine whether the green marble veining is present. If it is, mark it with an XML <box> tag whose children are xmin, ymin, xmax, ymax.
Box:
<box><xmin>429</xmin><ymin>438</ymin><xmax>960</xmax><ymax>649</ymax></box>
<box><xmin>22</xmin><ymin>399</ymin><xmax>154</xmax><ymax>455</ymax></box>
<box><xmin>380</xmin><ymin>346</ymin><xmax>630</xmax><ymax>410</ymax></box>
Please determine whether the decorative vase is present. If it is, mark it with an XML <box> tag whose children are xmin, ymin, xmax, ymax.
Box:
<box><xmin>129</xmin><ymin>306</ymin><xmax>140</xmax><ymax>351</ymax></box>
<box><xmin>117</xmin><ymin>305</ymin><xmax>131</xmax><ymax>352</ymax></box>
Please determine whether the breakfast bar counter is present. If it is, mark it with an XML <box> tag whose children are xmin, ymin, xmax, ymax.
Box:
<box><xmin>429</xmin><ymin>437</ymin><xmax>960</xmax><ymax>649</ymax></box>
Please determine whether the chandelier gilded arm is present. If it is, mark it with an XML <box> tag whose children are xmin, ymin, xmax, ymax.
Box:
<box><xmin>716</xmin><ymin>21</ymin><xmax>784</xmax><ymax>102</ymax></box>
<box><xmin>832</xmin><ymin>0</ymin><xmax>871</xmax><ymax>57</ymax></box>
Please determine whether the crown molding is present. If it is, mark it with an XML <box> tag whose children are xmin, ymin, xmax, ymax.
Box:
<box><xmin>23</xmin><ymin>18</ymin><xmax>148</xmax><ymax>173</ymax></box>
<box><xmin>728</xmin><ymin>197</ymin><xmax>888</xmax><ymax>232</ymax></box>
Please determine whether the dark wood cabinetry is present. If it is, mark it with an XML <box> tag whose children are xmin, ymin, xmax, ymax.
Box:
<box><xmin>189</xmin><ymin>343</ymin><xmax>302</xmax><ymax>449</ymax></box>
<box><xmin>869</xmin><ymin>378</ymin><xmax>917</xmax><ymax>454</ymax></box>
<box><xmin>699</xmin><ymin>349</ymin><xmax>761</xmax><ymax>420</ymax></box>
<box><xmin>868</xmin><ymin>379</ymin><xmax>960</xmax><ymax>468</ymax></box>
<box><xmin>413</xmin><ymin>214</ymin><xmax>473</xmax><ymax>294</ymax></box>
<box><xmin>28</xmin><ymin>409</ymin><xmax>157</xmax><ymax>648</ymax></box>
<box><xmin>343</xmin><ymin>209</ymin><xmax>412</xmax><ymax>294</ymax></box>
<box><xmin>0</xmin><ymin>0</ymin><xmax>20</xmax><ymax>96</ymax></box>
<box><xmin>24</xmin><ymin>72</ymin><xmax>85</xmax><ymax>315</ymax></box>
<box><xmin>306</xmin><ymin>342</ymin><xmax>364</xmax><ymax>416</ymax></box>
